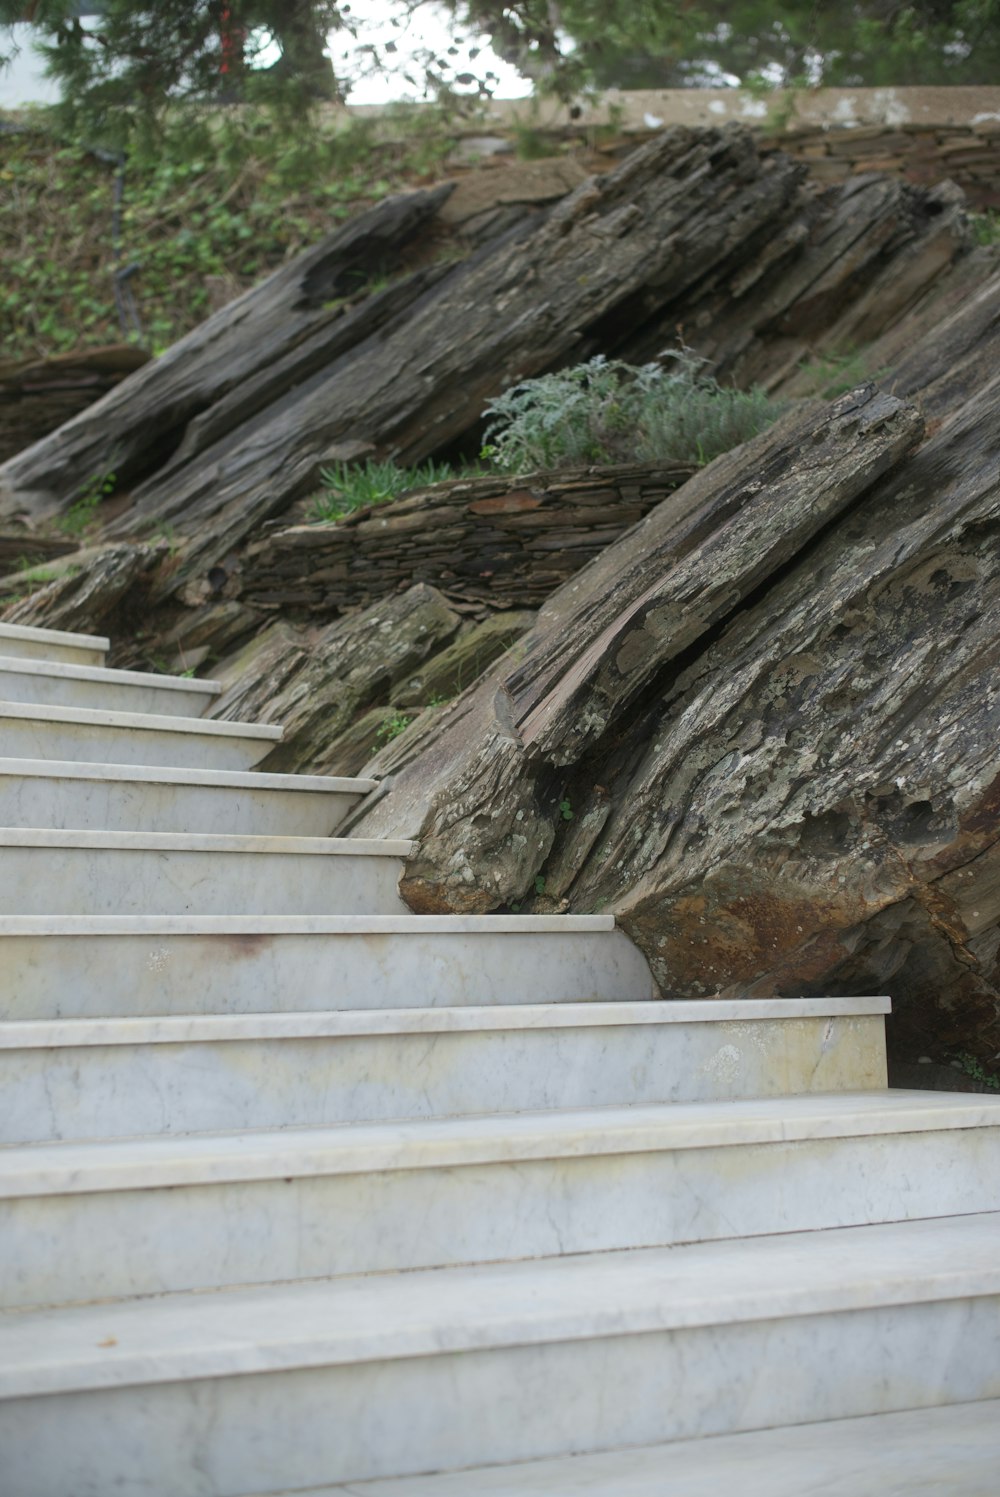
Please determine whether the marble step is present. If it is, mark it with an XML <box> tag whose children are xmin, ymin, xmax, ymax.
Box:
<box><xmin>0</xmin><ymin>653</ymin><xmax>220</xmax><ymax>716</ymax></box>
<box><xmin>0</xmin><ymin>913</ymin><xmax>657</xmax><ymax>1021</ymax></box>
<box><xmin>0</xmin><ymin>829</ymin><xmax>413</xmax><ymax>916</ymax></box>
<box><xmin>297</xmin><ymin>1399</ymin><xmax>1000</xmax><ymax>1497</ymax></box>
<box><xmin>0</xmin><ymin>758</ymin><xmax>375</xmax><ymax>835</ymax></box>
<box><xmin>3</xmin><ymin>1091</ymin><xmax>998</xmax><ymax>1310</ymax></box>
<box><xmin>0</xmin><ymin>999</ymin><xmax>889</xmax><ymax>1142</ymax></box>
<box><xmin>0</xmin><ymin>620</ymin><xmax>108</xmax><ymax>667</ymax></box>
<box><xmin>1</xmin><ymin>1213</ymin><xmax>998</xmax><ymax>1496</ymax></box>
<box><xmin>0</xmin><ymin>701</ymin><xmax>282</xmax><ymax>769</ymax></box>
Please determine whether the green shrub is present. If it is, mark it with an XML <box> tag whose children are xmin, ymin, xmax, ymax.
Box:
<box><xmin>480</xmin><ymin>351</ymin><xmax>783</xmax><ymax>471</ymax></box>
<box><xmin>970</xmin><ymin>211</ymin><xmax>1000</xmax><ymax>248</ymax></box>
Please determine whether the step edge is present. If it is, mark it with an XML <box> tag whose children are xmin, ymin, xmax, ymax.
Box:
<box><xmin>0</xmin><ymin>829</ymin><xmax>416</xmax><ymax>857</ymax></box>
<box><xmin>3</xmin><ymin>1093</ymin><xmax>999</xmax><ymax>1197</ymax></box>
<box><xmin>0</xmin><ymin>701</ymin><xmax>283</xmax><ymax>740</ymax></box>
<box><xmin>0</xmin><ymin>913</ymin><xmax>621</xmax><ymax>934</ymax></box>
<box><xmin>0</xmin><ymin>655</ymin><xmax>221</xmax><ymax>694</ymax></box>
<box><xmin>1</xmin><ymin>1214</ymin><xmax>997</xmax><ymax>1400</ymax></box>
<box><xmin>0</xmin><ymin>998</ymin><xmax>891</xmax><ymax>1048</ymax></box>
<box><xmin>0</xmin><ymin>621</ymin><xmax>110</xmax><ymax>651</ymax></box>
<box><xmin>0</xmin><ymin>758</ymin><xmax>376</xmax><ymax>792</ymax></box>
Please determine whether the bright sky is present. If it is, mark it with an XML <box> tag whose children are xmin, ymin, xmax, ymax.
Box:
<box><xmin>334</xmin><ymin>0</ymin><xmax>532</xmax><ymax>103</ymax></box>
<box><xmin>1</xmin><ymin>8</ymin><xmax>532</xmax><ymax>109</ymax></box>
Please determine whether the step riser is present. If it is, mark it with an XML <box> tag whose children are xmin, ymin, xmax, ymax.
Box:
<box><xmin>3</xmin><ymin>1297</ymin><xmax>997</xmax><ymax>1495</ymax></box>
<box><xmin>0</xmin><ymin>776</ymin><xmax>364</xmax><ymax>836</ymax></box>
<box><xmin>0</xmin><ymin>928</ymin><xmax>655</xmax><ymax>1018</ymax></box>
<box><xmin>0</xmin><ymin>624</ymin><xmax>107</xmax><ymax>668</ymax></box>
<box><xmin>337</xmin><ymin>1401</ymin><xmax>1000</xmax><ymax>1497</ymax></box>
<box><xmin>0</xmin><ymin>639</ymin><xmax>105</xmax><ymax>667</ymax></box>
<box><xmin>5</xmin><ymin>1125</ymin><xmax>996</xmax><ymax>1310</ymax></box>
<box><xmin>0</xmin><ymin>847</ymin><xmax>408</xmax><ymax>917</ymax></box>
<box><xmin>0</xmin><ymin>666</ymin><xmax>216</xmax><ymax>718</ymax></box>
<box><xmin>0</xmin><ymin>718</ymin><xmax>274</xmax><ymax>770</ymax></box>
<box><xmin>0</xmin><ymin>1018</ymin><xmax>887</xmax><ymax>1143</ymax></box>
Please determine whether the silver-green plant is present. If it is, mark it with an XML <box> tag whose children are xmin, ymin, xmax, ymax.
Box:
<box><xmin>480</xmin><ymin>350</ymin><xmax>783</xmax><ymax>472</ymax></box>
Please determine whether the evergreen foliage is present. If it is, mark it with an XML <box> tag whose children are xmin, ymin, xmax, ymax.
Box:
<box><xmin>3</xmin><ymin>1</ymin><xmax>998</xmax><ymax>126</ymax></box>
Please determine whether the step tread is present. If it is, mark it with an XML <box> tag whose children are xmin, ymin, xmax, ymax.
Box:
<box><xmin>0</xmin><ymin>998</ymin><xmax>890</xmax><ymax>1049</ymax></box>
<box><xmin>0</xmin><ymin>700</ymin><xmax>281</xmax><ymax>739</ymax></box>
<box><xmin>0</xmin><ymin>828</ymin><xmax>415</xmax><ymax>856</ymax></box>
<box><xmin>321</xmin><ymin>1399</ymin><xmax>1000</xmax><ymax>1496</ymax></box>
<box><xmin>2</xmin><ymin>1213</ymin><xmax>997</xmax><ymax>1399</ymax></box>
<box><xmin>0</xmin><ymin>756</ymin><xmax>376</xmax><ymax>792</ymax></box>
<box><xmin>0</xmin><ymin>912</ymin><xmax>621</xmax><ymax>934</ymax></box>
<box><xmin>0</xmin><ymin>621</ymin><xmax>110</xmax><ymax>651</ymax></box>
<box><xmin>0</xmin><ymin>653</ymin><xmax>221</xmax><ymax>694</ymax></box>
<box><xmin>4</xmin><ymin>1091</ymin><xmax>999</xmax><ymax>1197</ymax></box>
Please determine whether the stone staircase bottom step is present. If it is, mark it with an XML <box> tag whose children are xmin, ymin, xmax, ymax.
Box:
<box><xmin>1</xmin><ymin>1214</ymin><xmax>998</xmax><ymax>1495</ymax></box>
<box><xmin>304</xmin><ymin>1399</ymin><xmax>1000</xmax><ymax>1497</ymax></box>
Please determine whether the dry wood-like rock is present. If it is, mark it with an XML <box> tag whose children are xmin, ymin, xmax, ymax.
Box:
<box><xmin>614</xmin><ymin>176</ymin><xmax>968</xmax><ymax>391</ymax></box>
<box><xmin>1</xmin><ymin>542</ymin><xmax>167</xmax><ymax>642</ymax></box>
<box><xmin>349</xmin><ymin>379</ymin><xmax>1000</xmax><ymax>1071</ymax></box>
<box><xmin>355</xmin><ymin>384</ymin><xmax>924</xmax><ymax>888</ymax></box>
<box><xmin>0</xmin><ymin>186</ymin><xmax>454</xmax><ymax>523</ymax></box>
<box><xmin>0</xmin><ymin>127</ymin><xmax>968</xmax><ymax>620</ymax></box>
<box><xmin>208</xmin><ymin>583</ymin><xmax>463</xmax><ymax>775</ymax></box>
<box><xmin>0</xmin><ymin>345</ymin><xmax>150</xmax><ymax>466</ymax></box>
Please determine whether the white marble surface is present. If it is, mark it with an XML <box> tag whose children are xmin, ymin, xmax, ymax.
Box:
<box><xmin>0</xmin><ymin>620</ymin><xmax>109</xmax><ymax>666</ymax></box>
<box><xmin>329</xmin><ymin>1399</ymin><xmax>1000</xmax><ymax>1496</ymax></box>
<box><xmin>0</xmin><ymin>918</ymin><xmax>660</xmax><ymax>1020</ymax></box>
<box><xmin>0</xmin><ymin>998</ymin><xmax>889</xmax><ymax>1042</ymax></box>
<box><xmin>0</xmin><ymin>702</ymin><xmax>281</xmax><ymax>769</ymax></box>
<box><xmin>0</xmin><ymin>757</ymin><xmax>374</xmax><ymax>835</ymax></box>
<box><xmin>0</xmin><ymin>654</ymin><xmax>219</xmax><ymax>717</ymax></box>
<box><xmin>4</xmin><ymin>1091</ymin><xmax>990</xmax><ymax>1194</ymax></box>
<box><xmin>0</xmin><ymin>1010</ymin><xmax>888</xmax><ymax>1142</ymax></box>
<box><xmin>4</xmin><ymin>1212</ymin><xmax>998</xmax><ymax>1394</ymax></box>
<box><xmin>0</xmin><ymin>830</ymin><xmax>412</xmax><ymax>916</ymax></box>
<box><xmin>3</xmin><ymin>1094</ymin><xmax>998</xmax><ymax>1308</ymax></box>
<box><xmin>0</xmin><ymin>1218</ymin><xmax>998</xmax><ymax>1495</ymax></box>
<box><xmin>5</xmin><ymin>1299</ymin><xmax>997</xmax><ymax>1497</ymax></box>
<box><xmin>0</xmin><ymin>757</ymin><xmax>374</xmax><ymax>791</ymax></box>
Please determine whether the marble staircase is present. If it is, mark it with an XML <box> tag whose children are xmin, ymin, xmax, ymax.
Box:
<box><xmin>0</xmin><ymin>618</ymin><xmax>998</xmax><ymax>1496</ymax></box>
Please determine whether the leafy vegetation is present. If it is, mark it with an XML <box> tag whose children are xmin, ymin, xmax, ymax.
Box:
<box><xmin>951</xmin><ymin>1051</ymin><xmax>1000</xmax><ymax>1090</ymax></box>
<box><xmin>971</xmin><ymin>211</ymin><xmax>1000</xmax><ymax>247</ymax></box>
<box><xmin>375</xmin><ymin>709</ymin><xmax>417</xmax><ymax>744</ymax></box>
<box><xmin>60</xmin><ymin>470</ymin><xmax>117</xmax><ymax>537</ymax></box>
<box><xmin>480</xmin><ymin>352</ymin><xmax>783</xmax><ymax>472</ymax></box>
<box><xmin>0</xmin><ymin>108</ymin><xmax>455</xmax><ymax>359</ymax></box>
<box><xmin>309</xmin><ymin>457</ymin><xmax>486</xmax><ymax>523</ymax></box>
<box><xmin>308</xmin><ymin>354</ymin><xmax>782</xmax><ymax>526</ymax></box>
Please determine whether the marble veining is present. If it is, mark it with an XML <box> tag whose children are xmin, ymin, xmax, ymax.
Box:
<box><xmin>0</xmin><ymin>1016</ymin><xmax>888</xmax><ymax>1143</ymax></box>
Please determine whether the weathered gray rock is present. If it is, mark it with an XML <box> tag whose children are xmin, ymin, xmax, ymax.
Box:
<box><xmin>0</xmin><ymin>542</ymin><xmax>167</xmax><ymax>641</ymax></box>
<box><xmin>390</xmin><ymin>611</ymin><xmax>536</xmax><ymax>707</ymax></box>
<box><xmin>208</xmin><ymin>583</ymin><xmax>462</xmax><ymax>775</ymax></box>
<box><xmin>355</xmin><ymin>384</ymin><xmax>925</xmax><ymax>892</ymax></box>
<box><xmin>0</xmin><ymin>345</ymin><xmax>149</xmax><ymax>466</ymax></box>
<box><xmin>359</xmin><ymin>370</ymin><xmax>1000</xmax><ymax>1070</ymax></box>
<box><xmin>0</xmin><ymin>187</ymin><xmax>454</xmax><ymax>525</ymax></box>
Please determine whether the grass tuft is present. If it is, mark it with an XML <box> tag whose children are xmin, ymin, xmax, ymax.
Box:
<box><xmin>309</xmin><ymin>458</ymin><xmax>485</xmax><ymax>523</ymax></box>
